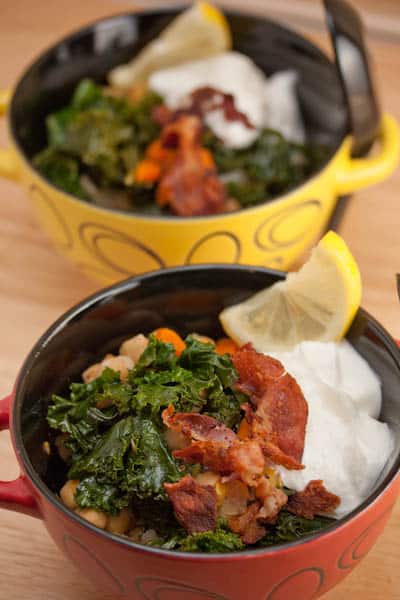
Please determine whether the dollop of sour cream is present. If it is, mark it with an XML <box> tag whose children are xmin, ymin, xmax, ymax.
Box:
<box><xmin>270</xmin><ymin>341</ymin><xmax>394</xmax><ymax>518</ymax></box>
<box><xmin>149</xmin><ymin>51</ymin><xmax>305</xmax><ymax>148</ymax></box>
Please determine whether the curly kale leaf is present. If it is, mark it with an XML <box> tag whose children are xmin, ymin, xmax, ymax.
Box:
<box><xmin>131</xmin><ymin>335</ymin><xmax>177</xmax><ymax>376</ymax></box>
<box><xmin>33</xmin><ymin>147</ymin><xmax>88</xmax><ymax>199</ymax></box>
<box><xmin>178</xmin><ymin>336</ymin><xmax>243</xmax><ymax>428</ymax></box>
<box><xmin>69</xmin><ymin>416</ymin><xmax>136</xmax><ymax>482</ymax></box>
<box><xmin>75</xmin><ymin>476</ymin><xmax>130</xmax><ymax>515</ymax></box>
<box><xmin>206</xmin><ymin>128</ymin><xmax>328</xmax><ymax>207</ymax></box>
<box><xmin>34</xmin><ymin>79</ymin><xmax>162</xmax><ymax>190</ymax></box>
<box><xmin>123</xmin><ymin>418</ymin><xmax>182</xmax><ymax>500</ymax></box>
<box><xmin>47</xmin><ymin>368</ymin><xmax>125</xmax><ymax>454</ymax></box>
<box><xmin>258</xmin><ymin>511</ymin><xmax>336</xmax><ymax>546</ymax></box>
<box><xmin>179</xmin><ymin>522</ymin><xmax>244</xmax><ymax>553</ymax></box>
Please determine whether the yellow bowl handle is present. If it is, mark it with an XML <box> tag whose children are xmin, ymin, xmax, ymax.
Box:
<box><xmin>0</xmin><ymin>89</ymin><xmax>20</xmax><ymax>181</ymax></box>
<box><xmin>335</xmin><ymin>113</ymin><xmax>400</xmax><ymax>196</ymax></box>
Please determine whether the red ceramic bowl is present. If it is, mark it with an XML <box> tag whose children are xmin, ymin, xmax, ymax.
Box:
<box><xmin>1</xmin><ymin>265</ymin><xmax>399</xmax><ymax>600</ymax></box>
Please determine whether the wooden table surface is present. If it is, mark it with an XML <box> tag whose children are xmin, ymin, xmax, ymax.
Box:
<box><xmin>0</xmin><ymin>1</ymin><xmax>399</xmax><ymax>598</ymax></box>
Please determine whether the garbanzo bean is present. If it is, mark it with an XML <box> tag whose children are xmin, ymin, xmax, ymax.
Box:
<box><xmin>101</xmin><ymin>355</ymin><xmax>133</xmax><ymax>382</ymax></box>
<box><xmin>119</xmin><ymin>334</ymin><xmax>148</xmax><ymax>363</ymax></box>
<box><xmin>60</xmin><ymin>480</ymin><xmax>80</xmax><ymax>510</ymax></box>
<box><xmin>76</xmin><ymin>508</ymin><xmax>108</xmax><ymax>529</ymax></box>
<box><xmin>106</xmin><ymin>508</ymin><xmax>131</xmax><ymax>535</ymax></box>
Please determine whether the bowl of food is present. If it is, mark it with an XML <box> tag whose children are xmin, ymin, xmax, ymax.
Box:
<box><xmin>0</xmin><ymin>1</ymin><xmax>398</xmax><ymax>283</ymax></box>
<box><xmin>0</xmin><ymin>233</ymin><xmax>399</xmax><ymax>599</ymax></box>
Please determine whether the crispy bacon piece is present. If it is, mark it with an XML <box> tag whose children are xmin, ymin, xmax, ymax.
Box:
<box><xmin>152</xmin><ymin>86</ymin><xmax>255</xmax><ymax>130</ymax></box>
<box><xmin>156</xmin><ymin>114</ymin><xmax>226</xmax><ymax>216</ymax></box>
<box><xmin>163</xmin><ymin>406</ymin><xmax>265</xmax><ymax>486</ymax></box>
<box><xmin>229</xmin><ymin>502</ymin><xmax>266</xmax><ymax>544</ymax></box>
<box><xmin>228</xmin><ymin>477</ymin><xmax>288</xmax><ymax>543</ymax></box>
<box><xmin>287</xmin><ymin>480</ymin><xmax>340</xmax><ymax>519</ymax></box>
<box><xmin>181</xmin><ymin>87</ymin><xmax>255</xmax><ymax>129</ymax></box>
<box><xmin>174</xmin><ymin>439</ymin><xmax>265</xmax><ymax>486</ymax></box>
<box><xmin>162</xmin><ymin>407</ymin><xmax>236</xmax><ymax>444</ymax></box>
<box><xmin>164</xmin><ymin>475</ymin><xmax>217</xmax><ymax>534</ymax></box>
<box><xmin>232</xmin><ymin>344</ymin><xmax>308</xmax><ymax>469</ymax></box>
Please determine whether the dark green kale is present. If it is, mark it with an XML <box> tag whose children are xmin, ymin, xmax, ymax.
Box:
<box><xmin>179</xmin><ymin>521</ymin><xmax>244</xmax><ymax>553</ymax></box>
<box><xmin>75</xmin><ymin>476</ymin><xmax>130</xmax><ymax>514</ymax></box>
<box><xmin>205</xmin><ymin>128</ymin><xmax>328</xmax><ymax>207</ymax></box>
<box><xmin>122</xmin><ymin>417</ymin><xmax>182</xmax><ymax>500</ymax></box>
<box><xmin>258</xmin><ymin>511</ymin><xmax>335</xmax><ymax>546</ymax></box>
<box><xmin>34</xmin><ymin>79</ymin><xmax>162</xmax><ymax>195</ymax></box>
<box><xmin>130</xmin><ymin>335</ymin><xmax>177</xmax><ymax>376</ymax></box>
<box><xmin>33</xmin><ymin>147</ymin><xmax>88</xmax><ymax>199</ymax></box>
<box><xmin>69</xmin><ymin>416</ymin><xmax>136</xmax><ymax>482</ymax></box>
<box><xmin>47</xmin><ymin>367</ymin><xmax>123</xmax><ymax>456</ymax></box>
<box><xmin>179</xmin><ymin>336</ymin><xmax>244</xmax><ymax>429</ymax></box>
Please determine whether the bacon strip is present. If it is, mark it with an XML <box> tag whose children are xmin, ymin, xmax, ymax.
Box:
<box><xmin>229</xmin><ymin>502</ymin><xmax>266</xmax><ymax>544</ymax></box>
<box><xmin>287</xmin><ymin>480</ymin><xmax>340</xmax><ymax>519</ymax></box>
<box><xmin>163</xmin><ymin>407</ymin><xmax>265</xmax><ymax>486</ymax></box>
<box><xmin>173</xmin><ymin>439</ymin><xmax>265</xmax><ymax>486</ymax></box>
<box><xmin>232</xmin><ymin>344</ymin><xmax>308</xmax><ymax>469</ymax></box>
<box><xmin>153</xmin><ymin>86</ymin><xmax>255</xmax><ymax>130</ymax></box>
<box><xmin>162</xmin><ymin>407</ymin><xmax>236</xmax><ymax>444</ymax></box>
<box><xmin>164</xmin><ymin>475</ymin><xmax>217</xmax><ymax>534</ymax></box>
<box><xmin>156</xmin><ymin>115</ymin><xmax>227</xmax><ymax>216</ymax></box>
<box><xmin>229</xmin><ymin>476</ymin><xmax>288</xmax><ymax>543</ymax></box>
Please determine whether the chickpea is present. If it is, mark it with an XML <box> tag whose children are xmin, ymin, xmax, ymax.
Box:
<box><xmin>82</xmin><ymin>362</ymin><xmax>103</xmax><ymax>383</ymax></box>
<box><xmin>119</xmin><ymin>334</ymin><xmax>148</xmax><ymax>363</ymax></box>
<box><xmin>83</xmin><ymin>354</ymin><xmax>134</xmax><ymax>386</ymax></box>
<box><xmin>190</xmin><ymin>333</ymin><xmax>215</xmax><ymax>346</ymax></box>
<box><xmin>106</xmin><ymin>508</ymin><xmax>131</xmax><ymax>535</ymax></box>
<box><xmin>60</xmin><ymin>480</ymin><xmax>80</xmax><ymax>510</ymax></box>
<box><xmin>76</xmin><ymin>508</ymin><xmax>108</xmax><ymax>529</ymax></box>
<box><xmin>101</xmin><ymin>355</ymin><xmax>133</xmax><ymax>382</ymax></box>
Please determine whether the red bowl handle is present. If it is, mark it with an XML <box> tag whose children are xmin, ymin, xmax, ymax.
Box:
<box><xmin>0</xmin><ymin>394</ymin><xmax>41</xmax><ymax>518</ymax></box>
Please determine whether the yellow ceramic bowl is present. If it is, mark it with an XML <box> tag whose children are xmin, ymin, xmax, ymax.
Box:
<box><xmin>0</xmin><ymin>10</ymin><xmax>399</xmax><ymax>284</ymax></box>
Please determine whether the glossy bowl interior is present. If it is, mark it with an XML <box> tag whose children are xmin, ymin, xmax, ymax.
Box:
<box><xmin>17</xmin><ymin>265</ymin><xmax>400</xmax><ymax>529</ymax></box>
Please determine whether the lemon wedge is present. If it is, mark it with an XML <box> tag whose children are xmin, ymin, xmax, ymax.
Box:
<box><xmin>108</xmin><ymin>2</ymin><xmax>231</xmax><ymax>89</ymax></box>
<box><xmin>220</xmin><ymin>231</ymin><xmax>362</xmax><ymax>352</ymax></box>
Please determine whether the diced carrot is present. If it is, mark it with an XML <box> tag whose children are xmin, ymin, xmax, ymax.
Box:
<box><xmin>146</xmin><ymin>139</ymin><xmax>175</xmax><ymax>164</ymax></box>
<box><xmin>134</xmin><ymin>159</ymin><xmax>162</xmax><ymax>184</ymax></box>
<box><xmin>152</xmin><ymin>328</ymin><xmax>186</xmax><ymax>356</ymax></box>
<box><xmin>155</xmin><ymin>183</ymin><xmax>170</xmax><ymax>207</ymax></box>
<box><xmin>200</xmin><ymin>148</ymin><xmax>215</xmax><ymax>169</ymax></box>
<box><xmin>215</xmin><ymin>337</ymin><xmax>239</xmax><ymax>356</ymax></box>
<box><xmin>237</xmin><ymin>418</ymin><xmax>250</xmax><ymax>441</ymax></box>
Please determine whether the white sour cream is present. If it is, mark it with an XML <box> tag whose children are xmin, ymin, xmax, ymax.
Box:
<box><xmin>269</xmin><ymin>341</ymin><xmax>394</xmax><ymax>518</ymax></box>
<box><xmin>149</xmin><ymin>51</ymin><xmax>305</xmax><ymax>148</ymax></box>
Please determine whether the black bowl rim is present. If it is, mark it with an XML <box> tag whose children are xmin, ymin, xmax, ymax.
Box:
<box><xmin>12</xmin><ymin>264</ymin><xmax>400</xmax><ymax>560</ymax></box>
<box><xmin>8</xmin><ymin>6</ymin><xmax>347</xmax><ymax>223</ymax></box>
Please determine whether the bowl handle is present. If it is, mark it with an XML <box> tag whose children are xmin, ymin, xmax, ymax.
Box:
<box><xmin>0</xmin><ymin>394</ymin><xmax>41</xmax><ymax>518</ymax></box>
<box><xmin>0</xmin><ymin>90</ymin><xmax>20</xmax><ymax>181</ymax></box>
<box><xmin>335</xmin><ymin>113</ymin><xmax>400</xmax><ymax>195</ymax></box>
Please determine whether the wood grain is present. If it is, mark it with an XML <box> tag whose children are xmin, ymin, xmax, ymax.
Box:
<box><xmin>0</xmin><ymin>1</ymin><xmax>399</xmax><ymax>599</ymax></box>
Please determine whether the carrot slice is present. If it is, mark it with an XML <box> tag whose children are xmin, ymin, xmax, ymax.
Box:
<box><xmin>153</xmin><ymin>328</ymin><xmax>186</xmax><ymax>356</ymax></box>
<box><xmin>134</xmin><ymin>159</ymin><xmax>162</xmax><ymax>184</ymax></box>
<box><xmin>200</xmin><ymin>148</ymin><xmax>215</xmax><ymax>169</ymax></box>
<box><xmin>237</xmin><ymin>418</ymin><xmax>250</xmax><ymax>441</ymax></box>
<box><xmin>215</xmin><ymin>337</ymin><xmax>239</xmax><ymax>356</ymax></box>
